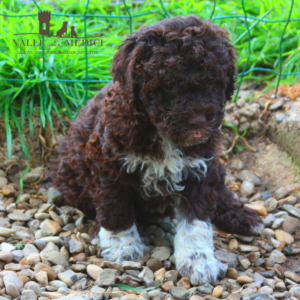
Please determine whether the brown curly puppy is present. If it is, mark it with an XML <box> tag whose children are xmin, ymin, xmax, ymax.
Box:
<box><xmin>51</xmin><ymin>15</ymin><xmax>263</xmax><ymax>284</ymax></box>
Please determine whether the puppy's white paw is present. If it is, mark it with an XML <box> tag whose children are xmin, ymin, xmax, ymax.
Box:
<box><xmin>174</xmin><ymin>218</ymin><xmax>221</xmax><ymax>284</ymax></box>
<box><xmin>250</xmin><ymin>223</ymin><xmax>264</xmax><ymax>235</ymax></box>
<box><xmin>176</xmin><ymin>251</ymin><xmax>223</xmax><ymax>285</ymax></box>
<box><xmin>99</xmin><ymin>224</ymin><xmax>146</xmax><ymax>263</ymax></box>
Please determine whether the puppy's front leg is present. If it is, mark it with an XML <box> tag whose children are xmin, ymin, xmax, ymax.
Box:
<box><xmin>173</xmin><ymin>170</ymin><xmax>224</xmax><ymax>285</ymax></box>
<box><xmin>94</xmin><ymin>180</ymin><xmax>146</xmax><ymax>263</ymax></box>
<box><xmin>174</xmin><ymin>216</ymin><xmax>222</xmax><ymax>285</ymax></box>
<box><xmin>99</xmin><ymin>224</ymin><xmax>146</xmax><ymax>263</ymax></box>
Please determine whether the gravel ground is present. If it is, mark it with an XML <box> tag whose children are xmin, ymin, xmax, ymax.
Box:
<box><xmin>0</xmin><ymin>89</ymin><xmax>300</xmax><ymax>300</ymax></box>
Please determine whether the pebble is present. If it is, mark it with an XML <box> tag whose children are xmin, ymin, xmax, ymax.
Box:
<box><xmin>87</xmin><ymin>264</ymin><xmax>103</xmax><ymax>281</ymax></box>
<box><xmin>22</xmin><ymin>168</ymin><xmax>43</xmax><ymax>183</ymax></box>
<box><xmin>274</xmin><ymin>187</ymin><xmax>288</xmax><ymax>199</ymax></box>
<box><xmin>215</xmin><ymin>249</ymin><xmax>237</xmax><ymax>266</ymax></box>
<box><xmin>284</xmin><ymin>271</ymin><xmax>300</xmax><ymax>283</ymax></box>
<box><xmin>162</xmin><ymin>280</ymin><xmax>174</xmax><ymax>291</ymax></box>
<box><xmin>24</xmin><ymin>281</ymin><xmax>42</xmax><ymax>295</ymax></box>
<box><xmin>271</xmin><ymin>238</ymin><xmax>281</xmax><ymax>248</ymax></box>
<box><xmin>271</xmin><ymin>218</ymin><xmax>284</xmax><ymax>229</ymax></box>
<box><xmin>21</xmin><ymin>290</ymin><xmax>38</xmax><ymax>300</ymax></box>
<box><xmin>274</xmin><ymin>229</ymin><xmax>294</xmax><ymax>244</ymax></box>
<box><xmin>269</xmin><ymin>99</ymin><xmax>285</xmax><ymax>110</ymax></box>
<box><xmin>0</xmin><ymin>251</ymin><xmax>14</xmax><ymax>262</ymax></box>
<box><xmin>40</xmin><ymin>220</ymin><xmax>61</xmax><ymax>235</ymax></box>
<box><xmin>229</xmin><ymin>158</ymin><xmax>244</xmax><ymax>170</ymax></box>
<box><xmin>35</xmin><ymin>213</ymin><xmax>51</xmax><ymax>220</ymax></box>
<box><xmin>71</xmin><ymin>262</ymin><xmax>87</xmax><ymax>272</ymax></box>
<box><xmin>240</xmin><ymin>181</ymin><xmax>255</xmax><ymax>197</ymax></box>
<box><xmin>190</xmin><ymin>296</ymin><xmax>205</xmax><ymax>300</ymax></box>
<box><xmin>35</xmin><ymin>271</ymin><xmax>48</xmax><ymax>286</ymax></box>
<box><xmin>283</xmin><ymin>204</ymin><xmax>300</xmax><ymax>218</ymax></box>
<box><xmin>263</xmin><ymin>214</ymin><xmax>276</xmax><ymax>226</ymax></box>
<box><xmin>146</xmin><ymin>258</ymin><xmax>163</xmax><ymax>272</ymax></box>
<box><xmin>270</xmin><ymin>249</ymin><xmax>287</xmax><ymax>263</ymax></box>
<box><xmin>262</xmin><ymin>228</ymin><xmax>275</xmax><ymax>237</ymax></box>
<box><xmin>265</xmin><ymin>258</ymin><xmax>275</xmax><ymax>267</ymax></box>
<box><xmin>197</xmin><ymin>283</ymin><xmax>214</xmax><ymax>294</ymax></box>
<box><xmin>0</xmin><ymin>177</ymin><xmax>8</xmax><ymax>188</ymax></box>
<box><xmin>238</xmin><ymin>245</ymin><xmax>259</xmax><ymax>252</ymax></box>
<box><xmin>151</xmin><ymin>247</ymin><xmax>171</xmax><ymax>261</ymax></box>
<box><xmin>238</xmin><ymin>170</ymin><xmax>261</xmax><ymax>185</ymax></box>
<box><xmin>3</xmin><ymin>271</ymin><xmax>24</xmax><ymax>297</ymax></box>
<box><xmin>37</xmin><ymin>236</ymin><xmax>60</xmax><ymax>243</ymax></box>
<box><xmin>170</xmin><ymin>287</ymin><xmax>189</xmax><ymax>300</ymax></box>
<box><xmin>240</xmin><ymin>286</ymin><xmax>257</xmax><ymax>298</ymax></box>
<box><xmin>90</xmin><ymin>286</ymin><xmax>106</xmax><ymax>300</ymax></box>
<box><xmin>235</xmin><ymin>234</ymin><xmax>255</xmax><ymax>243</ymax></box>
<box><xmin>226</xmin><ymin>268</ymin><xmax>239</xmax><ymax>279</ymax></box>
<box><xmin>122</xmin><ymin>261</ymin><xmax>142</xmax><ymax>270</ymax></box>
<box><xmin>212</xmin><ymin>286</ymin><xmax>224</xmax><ymax>298</ymax></box>
<box><xmin>240</xmin><ymin>258</ymin><xmax>251</xmax><ymax>269</ymax></box>
<box><xmin>8</xmin><ymin>212</ymin><xmax>31</xmax><ymax>221</ymax></box>
<box><xmin>96</xmin><ymin>269</ymin><xmax>116</xmax><ymax>286</ymax></box>
<box><xmin>228</xmin><ymin>239</ymin><xmax>238</xmax><ymax>251</ymax></box>
<box><xmin>69</xmin><ymin>239</ymin><xmax>84</xmax><ymax>253</ymax></box>
<box><xmin>279</xmin><ymin>196</ymin><xmax>297</xmax><ymax>207</ymax></box>
<box><xmin>138</xmin><ymin>267</ymin><xmax>154</xmax><ymax>284</ymax></box>
<box><xmin>5</xmin><ymin>283</ymin><xmax>21</xmax><ymax>298</ymax></box>
<box><xmin>177</xmin><ymin>277</ymin><xmax>190</xmax><ymax>290</ymax></box>
<box><xmin>246</xmin><ymin>204</ymin><xmax>268</xmax><ymax>216</ymax></box>
<box><xmin>237</xmin><ymin>276</ymin><xmax>253</xmax><ymax>284</ymax></box>
<box><xmin>12</xmin><ymin>250</ymin><xmax>24</xmax><ymax>262</ymax></box>
<box><xmin>57</xmin><ymin>270</ymin><xmax>78</xmax><ymax>287</ymax></box>
<box><xmin>23</xmin><ymin>244</ymin><xmax>39</xmax><ymax>257</ymax></box>
<box><xmin>47</xmin><ymin>188</ymin><xmax>62</xmax><ymax>205</ymax></box>
<box><xmin>264</xmin><ymin>198</ymin><xmax>278</xmax><ymax>212</ymax></box>
<box><xmin>0</xmin><ymin>226</ymin><xmax>17</xmax><ymax>237</ymax></box>
<box><xmin>290</xmin><ymin>287</ymin><xmax>300</xmax><ymax>298</ymax></box>
<box><xmin>258</xmin><ymin>286</ymin><xmax>273</xmax><ymax>294</ymax></box>
<box><xmin>164</xmin><ymin>270</ymin><xmax>179</xmax><ymax>284</ymax></box>
<box><xmin>282</xmin><ymin>216</ymin><xmax>300</xmax><ymax>234</ymax></box>
<box><xmin>49</xmin><ymin>211</ymin><xmax>64</xmax><ymax>226</ymax></box>
<box><xmin>43</xmin><ymin>251</ymin><xmax>68</xmax><ymax>267</ymax></box>
<box><xmin>41</xmin><ymin>292</ymin><xmax>64</xmax><ymax>299</ymax></box>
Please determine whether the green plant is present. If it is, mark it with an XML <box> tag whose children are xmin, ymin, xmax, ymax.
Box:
<box><xmin>0</xmin><ymin>0</ymin><xmax>299</xmax><ymax>199</ymax></box>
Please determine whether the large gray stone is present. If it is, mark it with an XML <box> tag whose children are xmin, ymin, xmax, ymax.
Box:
<box><xmin>268</xmin><ymin>101</ymin><xmax>300</xmax><ymax>164</ymax></box>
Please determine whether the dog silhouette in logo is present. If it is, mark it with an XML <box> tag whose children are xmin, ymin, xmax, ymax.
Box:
<box><xmin>56</xmin><ymin>21</ymin><xmax>68</xmax><ymax>37</ymax></box>
<box><xmin>71</xmin><ymin>26</ymin><xmax>78</xmax><ymax>38</ymax></box>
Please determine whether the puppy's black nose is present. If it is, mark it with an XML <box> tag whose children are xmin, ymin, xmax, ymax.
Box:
<box><xmin>189</xmin><ymin>114</ymin><xmax>206</xmax><ymax>128</ymax></box>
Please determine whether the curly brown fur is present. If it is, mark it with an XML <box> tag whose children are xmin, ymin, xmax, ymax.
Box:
<box><xmin>51</xmin><ymin>15</ymin><xmax>262</xmax><ymax>283</ymax></box>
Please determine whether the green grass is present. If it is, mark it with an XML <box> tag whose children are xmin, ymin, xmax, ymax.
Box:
<box><xmin>0</xmin><ymin>0</ymin><xmax>300</xmax><ymax>199</ymax></box>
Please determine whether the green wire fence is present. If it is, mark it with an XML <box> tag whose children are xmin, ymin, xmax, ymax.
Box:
<box><xmin>0</xmin><ymin>0</ymin><xmax>300</xmax><ymax>200</ymax></box>
<box><xmin>1</xmin><ymin>0</ymin><xmax>299</xmax><ymax>104</ymax></box>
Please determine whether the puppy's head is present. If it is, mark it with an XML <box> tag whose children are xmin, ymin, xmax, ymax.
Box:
<box><xmin>111</xmin><ymin>15</ymin><xmax>236</xmax><ymax>147</ymax></box>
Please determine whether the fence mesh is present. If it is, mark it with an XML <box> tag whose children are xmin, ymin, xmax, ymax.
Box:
<box><xmin>0</xmin><ymin>0</ymin><xmax>299</xmax><ymax>200</ymax></box>
<box><xmin>1</xmin><ymin>0</ymin><xmax>299</xmax><ymax>103</ymax></box>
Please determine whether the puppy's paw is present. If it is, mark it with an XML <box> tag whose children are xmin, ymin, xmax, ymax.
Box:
<box><xmin>174</xmin><ymin>218</ymin><xmax>221</xmax><ymax>285</ymax></box>
<box><xmin>99</xmin><ymin>224</ymin><xmax>146</xmax><ymax>263</ymax></box>
<box><xmin>250</xmin><ymin>222</ymin><xmax>264</xmax><ymax>236</ymax></box>
<box><xmin>176</xmin><ymin>251</ymin><xmax>222</xmax><ymax>285</ymax></box>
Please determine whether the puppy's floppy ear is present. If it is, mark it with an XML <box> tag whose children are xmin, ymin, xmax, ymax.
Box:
<box><xmin>110</xmin><ymin>35</ymin><xmax>138</xmax><ymax>86</ymax></box>
<box><xmin>111</xmin><ymin>28</ymin><xmax>165</xmax><ymax>88</ymax></box>
<box><xmin>225</xmin><ymin>46</ymin><xmax>237</xmax><ymax>101</ymax></box>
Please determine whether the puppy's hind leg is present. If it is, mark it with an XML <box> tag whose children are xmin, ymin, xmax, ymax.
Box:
<box><xmin>213</xmin><ymin>166</ymin><xmax>263</xmax><ymax>235</ymax></box>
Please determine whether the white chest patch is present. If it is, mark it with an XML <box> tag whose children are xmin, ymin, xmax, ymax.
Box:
<box><xmin>121</xmin><ymin>136</ymin><xmax>210</xmax><ymax>197</ymax></box>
